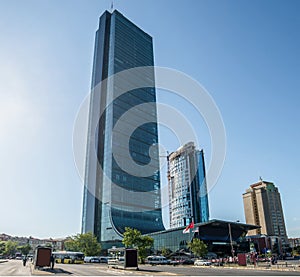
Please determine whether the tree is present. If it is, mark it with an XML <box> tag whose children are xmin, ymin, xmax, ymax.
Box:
<box><xmin>0</xmin><ymin>242</ymin><xmax>5</xmax><ymax>255</ymax></box>
<box><xmin>138</xmin><ymin>236</ymin><xmax>154</xmax><ymax>264</ymax></box>
<box><xmin>188</xmin><ymin>238</ymin><xmax>207</xmax><ymax>258</ymax></box>
<box><xmin>17</xmin><ymin>244</ymin><xmax>32</xmax><ymax>256</ymax></box>
<box><xmin>122</xmin><ymin>227</ymin><xmax>154</xmax><ymax>264</ymax></box>
<box><xmin>4</xmin><ymin>241</ymin><xmax>18</xmax><ymax>257</ymax></box>
<box><xmin>161</xmin><ymin>247</ymin><xmax>172</xmax><ymax>257</ymax></box>
<box><xmin>64</xmin><ymin>237</ymin><xmax>80</xmax><ymax>252</ymax></box>
<box><xmin>64</xmin><ymin>233</ymin><xmax>101</xmax><ymax>256</ymax></box>
<box><xmin>293</xmin><ymin>246</ymin><xmax>300</xmax><ymax>256</ymax></box>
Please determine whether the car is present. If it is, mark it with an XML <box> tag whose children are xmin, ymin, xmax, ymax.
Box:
<box><xmin>182</xmin><ymin>259</ymin><xmax>194</xmax><ymax>265</ymax></box>
<box><xmin>84</xmin><ymin>256</ymin><xmax>108</xmax><ymax>263</ymax></box>
<box><xmin>84</xmin><ymin>256</ymin><xmax>92</xmax><ymax>263</ymax></box>
<box><xmin>169</xmin><ymin>259</ymin><xmax>181</xmax><ymax>266</ymax></box>
<box><xmin>98</xmin><ymin>256</ymin><xmax>108</xmax><ymax>263</ymax></box>
<box><xmin>146</xmin><ymin>256</ymin><xmax>170</xmax><ymax>265</ymax></box>
<box><xmin>194</xmin><ymin>259</ymin><xmax>212</xmax><ymax>266</ymax></box>
<box><xmin>90</xmin><ymin>257</ymin><xmax>100</xmax><ymax>263</ymax></box>
<box><xmin>169</xmin><ymin>259</ymin><xmax>193</xmax><ymax>265</ymax></box>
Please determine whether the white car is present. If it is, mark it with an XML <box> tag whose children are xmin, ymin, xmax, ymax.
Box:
<box><xmin>84</xmin><ymin>256</ymin><xmax>93</xmax><ymax>263</ymax></box>
<box><xmin>146</xmin><ymin>256</ymin><xmax>170</xmax><ymax>265</ymax></box>
<box><xmin>194</xmin><ymin>259</ymin><xmax>212</xmax><ymax>266</ymax></box>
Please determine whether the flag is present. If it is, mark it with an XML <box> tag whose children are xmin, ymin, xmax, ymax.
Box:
<box><xmin>183</xmin><ymin>221</ymin><xmax>194</xmax><ymax>234</ymax></box>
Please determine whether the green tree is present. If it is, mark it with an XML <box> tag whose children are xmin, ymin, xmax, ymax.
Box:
<box><xmin>4</xmin><ymin>241</ymin><xmax>18</xmax><ymax>257</ymax></box>
<box><xmin>122</xmin><ymin>227</ymin><xmax>154</xmax><ymax>264</ymax></box>
<box><xmin>17</xmin><ymin>244</ymin><xmax>32</xmax><ymax>256</ymax></box>
<box><xmin>161</xmin><ymin>247</ymin><xmax>172</xmax><ymax>257</ymax></box>
<box><xmin>293</xmin><ymin>246</ymin><xmax>300</xmax><ymax>256</ymax></box>
<box><xmin>188</xmin><ymin>238</ymin><xmax>207</xmax><ymax>258</ymax></box>
<box><xmin>65</xmin><ymin>233</ymin><xmax>101</xmax><ymax>256</ymax></box>
<box><xmin>64</xmin><ymin>236</ymin><xmax>80</xmax><ymax>252</ymax></box>
<box><xmin>138</xmin><ymin>236</ymin><xmax>154</xmax><ymax>263</ymax></box>
<box><xmin>0</xmin><ymin>242</ymin><xmax>5</xmax><ymax>255</ymax></box>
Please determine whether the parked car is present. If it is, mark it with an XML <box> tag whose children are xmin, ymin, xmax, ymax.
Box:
<box><xmin>90</xmin><ymin>257</ymin><xmax>100</xmax><ymax>263</ymax></box>
<box><xmin>84</xmin><ymin>256</ymin><xmax>108</xmax><ymax>263</ymax></box>
<box><xmin>169</xmin><ymin>258</ymin><xmax>194</xmax><ymax>265</ymax></box>
<box><xmin>146</xmin><ymin>256</ymin><xmax>170</xmax><ymax>265</ymax></box>
<box><xmin>182</xmin><ymin>259</ymin><xmax>194</xmax><ymax>265</ymax></box>
<box><xmin>194</xmin><ymin>259</ymin><xmax>212</xmax><ymax>266</ymax></box>
<box><xmin>84</xmin><ymin>256</ymin><xmax>92</xmax><ymax>263</ymax></box>
<box><xmin>98</xmin><ymin>256</ymin><xmax>108</xmax><ymax>263</ymax></box>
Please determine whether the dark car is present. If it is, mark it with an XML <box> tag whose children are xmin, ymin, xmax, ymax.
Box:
<box><xmin>170</xmin><ymin>258</ymin><xmax>194</xmax><ymax>265</ymax></box>
<box><xmin>182</xmin><ymin>259</ymin><xmax>194</xmax><ymax>265</ymax></box>
<box><xmin>99</xmin><ymin>257</ymin><xmax>108</xmax><ymax>263</ymax></box>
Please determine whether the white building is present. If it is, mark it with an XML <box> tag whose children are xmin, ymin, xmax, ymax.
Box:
<box><xmin>168</xmin><ymin>142</ymin><xmax>209</xmax><ymax>229</ymax></box>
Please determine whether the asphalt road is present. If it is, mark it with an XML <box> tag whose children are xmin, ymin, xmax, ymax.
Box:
<box><xmin>0</xmin><ymin>259</ymin><xmax>31</xmax><ymax>276</ymax></box>
<box><xmin>1</xmin><ymin>260</ymin><xmax>300</xmax><ymax>276</ymax></box>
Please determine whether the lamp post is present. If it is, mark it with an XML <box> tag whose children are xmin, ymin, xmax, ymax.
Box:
<box><xmin>228</xmin><ymin>223</ymin><xmax>235</xmax><ymax>258</ymax></box>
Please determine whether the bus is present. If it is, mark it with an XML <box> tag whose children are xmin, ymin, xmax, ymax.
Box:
<box><xmin>52</xmin><ymin>251</ymin><xmax>84</xmax><ymax>264</ymax></box>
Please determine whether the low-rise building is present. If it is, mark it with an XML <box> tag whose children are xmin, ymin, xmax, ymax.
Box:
<box><xmin>288</xmin><ymin>238</ymin><xmax>300</xmax><ymax>248</ymax></box>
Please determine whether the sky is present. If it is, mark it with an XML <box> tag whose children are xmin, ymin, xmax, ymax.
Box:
<box><xmin>0</xmin><ymin>0</ymin><xmax>299</xmax><ymax>239</ymax></box>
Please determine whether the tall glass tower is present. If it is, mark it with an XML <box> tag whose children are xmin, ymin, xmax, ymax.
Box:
<box><xmin>168</xmin><ymin>142</ymin><xmax>209</xmax><ymax>229</ymax></box>
<box><xmin>82</xmin><ymin>10</ymin><xmax>165</xmax><ymax>249</ymax></box>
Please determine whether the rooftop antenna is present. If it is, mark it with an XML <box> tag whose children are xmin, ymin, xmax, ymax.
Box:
<box><xmin>110</xmin><ymin>1</ymin><xmax>114</xmax><ymax>12</ymax></box>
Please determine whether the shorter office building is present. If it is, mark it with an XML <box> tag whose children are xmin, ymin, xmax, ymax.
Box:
<box><xmin>289</xmin><ymin>238</ymin><xmax>300</xmax><ymax>248</ymax></box>
<box><xmin>147</xmin><ymin>219</ymin><xmax>258</xmax><ymax>255</ymax></box>
<box><xmin>245</xmin><ymin>234</ymin><xmax>284</xmax><ymax>255</ymax></box>
<box><xmin>243</xmin><ymin>180</ymin><xmax>288</xmax><ymax>247</ymax></box>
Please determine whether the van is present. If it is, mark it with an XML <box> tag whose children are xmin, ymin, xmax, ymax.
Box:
<box><xmin>146</xmin><ymin>256</ymin><xmax>170</xmax><ymax>265</ymax></box>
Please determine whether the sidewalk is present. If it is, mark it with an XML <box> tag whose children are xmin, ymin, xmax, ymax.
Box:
<box><xmin>0</xmin><ymin>259</ymin><xmax>8</xmax><ymax>264</ymax></box>
<box><xmin>218</xmin><ymin>262</ymin><xmax>300</xmax><ymax>272</ymax></box>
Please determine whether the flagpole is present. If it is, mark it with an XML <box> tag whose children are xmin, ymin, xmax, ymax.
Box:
<box><xmin>189</xmin><ymin>228</ymin><xmax>192</xmax><ymax>258</ymax></box>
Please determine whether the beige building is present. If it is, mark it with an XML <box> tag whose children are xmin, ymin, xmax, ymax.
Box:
<box><xmin>243</xmin><ymin>180</ymin><xmax>288</xmax><ymax>245</ymax></box>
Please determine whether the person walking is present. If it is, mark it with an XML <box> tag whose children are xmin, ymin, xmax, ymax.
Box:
<box><xmin>50</xmin><ymin>254</ymin><xmax>55</xmax><ymax>270</ymax></box>
<box><xmin>22</xmin><ymin>256</ymin><xmax>27</xmax><ymax>266</ymax></box>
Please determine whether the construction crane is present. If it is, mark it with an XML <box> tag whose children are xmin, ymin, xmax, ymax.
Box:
<box><xmin>159</xmin><ymin>151</ymin><xmax>170</xmax><ymax>182</ymax></box>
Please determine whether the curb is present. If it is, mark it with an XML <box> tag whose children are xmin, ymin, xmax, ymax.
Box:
<box><xmin>0</xmin><ymin>260</ymin><xmax>8</xmax><ymax>264</ymax></box>
<box><xmin>210</xmin><ymin>264</ymin><xmax>300</xmax><ymax>272</ymax></box>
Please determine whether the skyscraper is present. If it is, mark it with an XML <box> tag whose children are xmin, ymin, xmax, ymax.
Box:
<box><xmin>168</xmin><ymin>142</ymin><xmax>209</xmax><ymax>229</ymax></box>
<box><xmin>243</xmin><ymin>180</ymin><xmax>288</xmax><ymax>245</ymax></box>
<box><xmin>82</xmin><ymin>10</ymin><xmax>164</xmax><ymax>249</ymax></box>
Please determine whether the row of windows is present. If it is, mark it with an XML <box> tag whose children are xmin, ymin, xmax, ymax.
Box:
<box><xmin>114</xmin><ymin>14</ymin><xmax>152</xmax><ymax>42</ymax></box>
<box><xmin>114</xmin><ymin>88</ymin><xmax>155</xmax><ymax>106</ymax></box>
<box><xmin>114</xmin><ymin>25</ymin><xmax>152</xmax><ymax>51</ymax></box>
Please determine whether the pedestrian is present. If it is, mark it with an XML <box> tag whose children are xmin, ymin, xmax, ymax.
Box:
<box><xmin>22</xmin><ymin>256</ymin><xmax>27</xmax><ymax>266</ymax></box>
<box><xmin>50</xmin><ymin>254</ymin><xmax>55</xmax><ymax>270</ymax></box>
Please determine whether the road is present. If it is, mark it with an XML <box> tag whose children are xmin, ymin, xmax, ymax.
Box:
<box><xmin>1</xmin><ymin>259</ymin><xmax>300</xmax><ymax>276</ymax></box>
<box><xmin>0</xmin><ymin>259</ymin><xmax>31</xmax><ymax>276</ymax></box>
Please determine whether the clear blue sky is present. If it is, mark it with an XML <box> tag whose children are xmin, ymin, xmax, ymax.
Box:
<box><xmin>0</xmin><ymin>0</ymin><xmax>299</xmax><ymax>239</ymax></box>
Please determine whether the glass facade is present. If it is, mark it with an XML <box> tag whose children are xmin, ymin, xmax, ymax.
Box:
<box><xmin>82</xmin><ymin>10</ymin><xmax>164</xmax><ymax>248</ymax></box>
<box><xmin>168</xmin><ymin>142</ymin><xmax>209</xmax><ymax>229</ymax></box>
<box><xmin>148</xmin><ymin>220</ymin><xmax>258</xmax><ymax>253</ymax></box>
